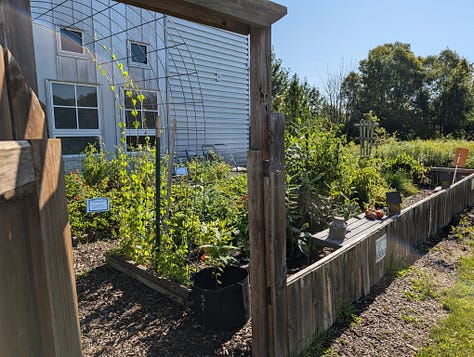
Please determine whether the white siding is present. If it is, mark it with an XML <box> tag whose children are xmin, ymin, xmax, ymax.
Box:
<box><xmin>166</xmin><ymin>17</ymin><xmax>249</xmax><ymax>164</ymax></box>
<box><xmin>31</xmin><ymin>0</ymin><xmax>250</xmax><ymax>167</ymax></box>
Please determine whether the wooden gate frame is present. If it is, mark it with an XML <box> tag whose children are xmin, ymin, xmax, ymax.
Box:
<box><xmin>0</xmin><ymin>43</ymin><xmax>82</xmax><ymax>355</ymax></box>
<box><xmin>4</xmin><ymin>1</ymin><xmax>288</xmax><ymax>356</ymax></box>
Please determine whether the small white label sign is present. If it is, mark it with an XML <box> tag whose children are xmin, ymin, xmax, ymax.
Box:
<box><xmin>175</xmin><ymin>167</ymin><xmax>188</xmax><ymax>176</ymax></box>
<box><xmin>86</xmin><ymin>198</ymin><xmax>110</xmax><ymax>213</ymax></box>
<box><xmin>375</xmin><ymin>234</ymin><xmax>387</xmax><ymax>263</ymax></box>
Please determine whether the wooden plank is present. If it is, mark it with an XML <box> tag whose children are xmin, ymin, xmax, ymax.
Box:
<box><xmin>0</xmin><ymin>198</ymin><xmax>43</xmax><ymax>357</ymax></box>
<box><xmin>30</xmin><ymin>139</ymin><xmax>82</xmax><ymax>356</ymax></box>
<box><xmin>300</xmin><ymin>274</ymin><xmax>313</xmax><ymax>348</ymax></box>
<box><xmin>0</xmin><ymin>141</ymin><xmax>35</xmax><ymax>200</ymax></box>
<box><xmin>248</xmin><ymin>23</ymin><xmax>275</xmax><ymax>357</ymax></box>
<box><xmin>5</xmin><ymin>48</ymin><xmax>47</xmax><ymax>139</ymax></box>
<box><xmin>0</xmin><ymin>44</ymin><xmax>12</xmax><ymax>139</ymax></box>
<box><xmin>250</xmin><ymin>26</ymin><xmax>271</xmax><ymax>151</ymax></box>
<box><xmin>311</xmin><ymin>268</ymin><xmax>324</xmax><ymax>335</ymax></box>
<box><xmin>265</xmin><ymin>112</ymin><xmax>288</xmax><ymax>357</ymax></box>
<box><xmin>247</xmin><ymin>149</ymin><xmax>268</xmax><ymax>357</ymax></box>
<box><xmin>321</xmin><ymin>264</ymin><xmax>334</xmax><ymax>330</ymax></box>
<box><xmin>286</xmin><ymin>282</ymin><xmax>299</xmax><ymax>356</ymax></box>
<box><xmin>0</xmin><ymin>0</ymin><xmax>38</xmax><ymax>92</ymax></box>
<box><xmin>107</xmin><ymin>255</ymin><xmax>192</xmax><ymax>305</ymax></box>
<box><xmin>116</xmin><ymin>0</ymin><xmax>287</xmax><ymax>35</ymax></box>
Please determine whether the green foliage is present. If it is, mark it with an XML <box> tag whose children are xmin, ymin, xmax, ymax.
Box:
<box><xmin>285</xmin><ymin>118</ymin><xmax>361</xmax><ymax>240</ymax></box>
<box><xmin>350</xmin><ymin>158</ymin><xmax>387</xmax><ymax>208</ymax></box>
<box><xmin>376</xmin><ymin>137</ymin><xmax>474</xmax><ymax>168</ymax></box>
<box><xmin>403</xmin><ymin>270</ymin><xmax>438</xmax><ymax>301</ymax></box>
<box><xmin>198</xmin><ymin>220</ymin><xmax>239</xmax><ymax>283</ymax></box>
<box><xmin>65</xmin><ymin>143</ymin><xmax>249</xmax><ymax>286</ymax></box>
<box><xmin>64</xmin><ymin>149</ymin><xmax>121</xmax><ymax>242</ymax></box>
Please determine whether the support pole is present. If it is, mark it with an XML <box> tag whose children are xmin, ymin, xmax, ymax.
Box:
<box><xmin>249</xmin><ymin>25</ymin><xmax>288</xmax><ymax>357</ymax></box>
<box><xmin>155</xmin><ymin>115</ymin><xmax>161</xmax><ymax>251</ymax></box>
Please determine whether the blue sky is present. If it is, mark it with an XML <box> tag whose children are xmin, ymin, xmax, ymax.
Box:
<box><xmin>272</xmin><ymin>0</ymin><xmax>474</xmax><ymax>88</ymax></box>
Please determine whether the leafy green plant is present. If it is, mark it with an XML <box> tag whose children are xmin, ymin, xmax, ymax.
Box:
<box><xmin>198</xmin><ymin>220</ymin><xmax>239</xmax><ymax>283</ymax></box>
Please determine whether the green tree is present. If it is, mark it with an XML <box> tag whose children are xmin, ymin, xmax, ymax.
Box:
<box><xmin>424</xmin><ymin>49</ymin><xmax>474</xmax><ymax>137</ymax></box>
<box><xmin>358</xmin><ymin>42</ymin><xmax>425</xmax><ymax>138</ymax></box>
<box><xmin>341</xmin><ymin>71</ymin><xmax>362</xmax><ymax>137</ymax></box>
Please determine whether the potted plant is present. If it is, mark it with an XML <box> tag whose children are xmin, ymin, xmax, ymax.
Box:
<box><xmin>192</xmin><ymin>221</ymin><xmax>250</xmax><ymax>331</ymax></box>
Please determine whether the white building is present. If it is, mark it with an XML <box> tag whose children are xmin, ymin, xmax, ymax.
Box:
<box><xmin>30</xmin><ymin>0</ymin><xmax>250</xmax><ymax>168</ymax></box>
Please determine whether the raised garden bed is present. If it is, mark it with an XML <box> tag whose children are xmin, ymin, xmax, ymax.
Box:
<box><xmin>106</xmin><ymin>255</ymin><xmax>192</xmax><ymax>306</ymax></box>
<box><xmin>285</xmin><ymin>173</ymin><xmax>474</xmax><ymax>355</ymax></box>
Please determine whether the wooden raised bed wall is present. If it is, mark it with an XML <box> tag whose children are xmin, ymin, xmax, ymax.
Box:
<box><xmin>286</xmin><ymin>173</ymin><xmax>474</xmax><ymax>356</ymax></box>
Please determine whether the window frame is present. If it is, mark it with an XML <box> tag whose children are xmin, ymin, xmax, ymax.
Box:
<box><xmin>127</xmin><ymin>40</ymin><xmax>150</xmax><ymax>68</ymax></box>
<box><xmin>48</xmin><ymin>81</ymin><xmax>102</xmax><ymax>157</ymax></box>
<box><xmin>57</xmin><ymin>26</ymin><xmax>87</xmax><ymax>58</ymax></box>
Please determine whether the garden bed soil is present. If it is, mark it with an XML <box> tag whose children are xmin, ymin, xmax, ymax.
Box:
<box><xmin>73</xmin><ymin>191</ymin><xmax>470</xmax><ymax>356</ymax></box>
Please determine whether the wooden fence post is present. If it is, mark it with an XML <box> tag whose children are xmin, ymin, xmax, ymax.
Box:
<box><xmin>0</xmin><ymin>0</ymin><xmax>38</xmax><ymax>93</ymax></box>
<box><xmin>249</xmin><ymin>25</ymin><xmax>288</xmax><ymax>357</ymax></box>
<box><xmin>265</xmin><ymin>112</ymin><xmax>288</xmax><ymax>356</ymax></box>
<box><xmin>30</xmin><ymin>139</ymin><xmax>82</xmax><ymax>356</ymax></box>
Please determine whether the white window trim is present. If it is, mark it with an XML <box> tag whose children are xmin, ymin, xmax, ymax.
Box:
<box><xmin>127</xmin><ymin>39</ymin><xmax>150</xmax><ymax>69</ymax></box>
<box><xmin>56</xmin><ymin>26</ymin><xmax>87</xmax><ymax>58</ymax></box>
<box><xmin>47</xmin><ymin>80</ymin><xmax>103</xmax><ymax>156</ymax></box>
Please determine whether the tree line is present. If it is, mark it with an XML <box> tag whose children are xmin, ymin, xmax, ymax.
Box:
<box><xmin>273</xmin><ymin>42</ymin><xmax>474</xmax><ymax>140</ymax></box>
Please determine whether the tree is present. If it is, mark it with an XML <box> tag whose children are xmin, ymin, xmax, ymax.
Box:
<box><xmin>271</xmin><ymin>54</ymin><xmax>323</xmax><ymax>130</ymax></box>
<box><xmin>341</xmin><ymin>71</ymin><xmax>362</xmax><ymax>137</ymax></box>
<box><xmin>271</xmin><ymin>52</ymin><xmax>290</xmax><ymax>107</ymax></box>
<box><xmin>357</xmin><ymin>42</ymin><xmax>425</xmax><ymax>138</ymax></box>
<box><xmin>424</xmin><ymin>49</ymin><xmax>474</xmax><ymax>137</ymax></box>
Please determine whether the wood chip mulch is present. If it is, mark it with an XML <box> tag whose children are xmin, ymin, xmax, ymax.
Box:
<box><xmin>74</xmin><ymin>240</ymin><xmax>251</xmax><ymax>357</ymax></box>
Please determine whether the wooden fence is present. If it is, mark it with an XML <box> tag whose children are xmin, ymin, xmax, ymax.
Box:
<box><xmin>286</xmin><ymin>173</ymin><xmax>474</xmax><ymax>355</ymax></box>
<box><xmin>0</xmin><ymin>44</ymin><xmax>81</xmax><ymax>356</ymax></box>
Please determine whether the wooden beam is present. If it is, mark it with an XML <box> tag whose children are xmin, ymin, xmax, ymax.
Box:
<box><xmin>0</xmin><ymin>0</ymin><xmax>38</xmax><ymax>92</ymax></box>
<box><xmin>4</xmin><ymin>47</ymin><xmax>47</xmax><ymax>139</ymax></box>
<box><xmin>0</xmin><ymin>141</ymin><xmax>35</xmax><ymax>201</ymax></box>
<box><xmin>116</xmin><ymin>0</ymin><xmax>287</xmax><ymax>35</ymax></box>
<box><xmin>0</xmin><ymin>43</ymin><xmax>12</xmax><ymax>139</ymax></box>
<box><xmin>30</xmin><ymin>139</ymin><xmax>82</xmax><ymax>356</ymax></box>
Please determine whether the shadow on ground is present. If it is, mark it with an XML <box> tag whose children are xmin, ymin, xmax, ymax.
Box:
<box><xmin>76</xmin><ymin>265</ymin><xmax>251</xmax><ymax>357</ymax></box>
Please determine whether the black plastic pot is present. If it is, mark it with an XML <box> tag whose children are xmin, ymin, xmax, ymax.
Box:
<box><xmin>192</xmin><ymin>266</ymin><xmax>250</xmax><ymax>331</ymax></box>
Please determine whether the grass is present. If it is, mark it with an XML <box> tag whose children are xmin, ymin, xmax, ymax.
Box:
<box><xmin>403</xmin><ymin>270</ymin><xmax>439</xmax><ymax>302</ymax></box>
<box><xmin>301</xmin><ymin>300</ymin><xmax>361</xmax><ymax>357</ymax></box>
<box><xmin>417</xmin><ymin>216</ymin><xmax>474</xmax><ymax>357</ymax></box>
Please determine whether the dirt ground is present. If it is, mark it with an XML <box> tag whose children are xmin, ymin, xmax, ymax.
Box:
<box><xmin>74</xmin><ymin>202</ymin><xmax>472</xmax><ymax>356</ymax></box>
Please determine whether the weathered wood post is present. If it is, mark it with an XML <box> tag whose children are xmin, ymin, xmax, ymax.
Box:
<box><xmin>0</xmin><ymin>0</ymin><xmax>38</xmax><ymax>92</ymax></box>
<box><xmin>249</xmin><ymin>25</ymin><xmax>288</xmax><ymax>357</ymax></box>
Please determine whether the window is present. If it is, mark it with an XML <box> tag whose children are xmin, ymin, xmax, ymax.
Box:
<box><xmin>58</xmin><ymin>28</ymin><xmax>84</xmax><ymax>55</ymax></box>
<box><xmin>129</xmin><ymin>41</ymin><xmax>148</xmax><ymax>66</ymax></box>
<box><xmin>124</xmin><ymin>89</ymin><xmax>158</xmax><ymax>149</ymax></box>
<box><xmin>50</xmin><ymin>82</ymin><xmax>101</xmax><ymax>155</ymax></box>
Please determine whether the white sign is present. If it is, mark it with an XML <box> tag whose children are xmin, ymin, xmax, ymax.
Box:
<box><xmin>86</xmin><ymin>198</ymin><xmax>110</xmax><ymax>213</ymax></box>
<box><xmin>175</xmin><ymin>167</ymin><xmax>188</xmax><ymax>176</ymax></box>
<box><xmin>375</xmin><ymin>234</ymin><xmax>387</xmax><ymax>263</ymax></box>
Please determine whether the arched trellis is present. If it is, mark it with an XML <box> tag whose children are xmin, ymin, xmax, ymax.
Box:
<box><xmin>2</xmin><ymin>1</ymin><xmax>288</xmax><ymax>356</ymax></box>
<box><xmin>30</xmin><ymin>0</ymin><xmax>208</xmax><ymax>161</ymax></box>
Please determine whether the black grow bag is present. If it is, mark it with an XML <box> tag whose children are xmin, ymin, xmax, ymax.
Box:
<box><xmin>192</xmin><ymin>266</ymin><xmax>250</xmax><ymax>331</ymax></box>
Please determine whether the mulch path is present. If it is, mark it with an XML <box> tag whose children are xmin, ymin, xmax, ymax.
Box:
<box><xmin>73</xmin><ymin>196</ymin><xmax>472</xmax><ymax>356</ymax></box>
<box><xmin>74</xmin><ymin>240</ymin><xmax>252</xmax><ymax>356</ymax></box>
